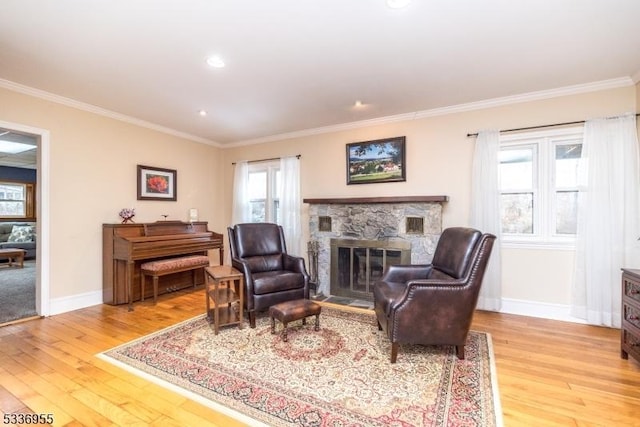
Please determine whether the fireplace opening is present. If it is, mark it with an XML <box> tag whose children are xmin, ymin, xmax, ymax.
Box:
<box><xmin>330</xmin><ymin>239</ymin><xmax>411</xmax><ymax>301</ymax></box>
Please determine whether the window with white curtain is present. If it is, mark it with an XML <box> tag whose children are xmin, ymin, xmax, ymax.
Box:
<box><xmin>248</xmin><ymin>160</ymin><xmax>280</xmax><ymax>223</ymax></box>
<box><xmin>499</xmin><ymin>127</ymin><xmax>582</xmax><ymax>246</ymax></box>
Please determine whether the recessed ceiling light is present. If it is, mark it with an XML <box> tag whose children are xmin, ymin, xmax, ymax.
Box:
<box><xmin>198</xmin><ymin>110</ymin><xmax>207</xmax><ymax>117</ymax></box>
<box><xmin>386</xmin><ymin>0</ymin><xmax>411</xmax><ymax>9</ymax></box>
<box><xmin>206</xmin><ymin>55</ymin><xmax>225</xmax><ymax>68</ymax></box>
<box><xmin>354</xmin><ymin>100</ymin><xmax>364</xmax><ymax>107</ymax></box>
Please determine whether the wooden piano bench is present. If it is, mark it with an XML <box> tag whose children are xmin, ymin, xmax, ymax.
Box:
<box><xmin>140</xmin><ymin>255</ymin><xmax>210</xmax><ymax>304</ymax></box>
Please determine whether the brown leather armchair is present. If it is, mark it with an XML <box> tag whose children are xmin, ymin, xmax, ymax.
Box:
<box><xmin>228</xmin><ymin>223</ymin><xmax>310</xmax><ymax>328</ymax></box>
<box><xmin>373</xmin><ymin>227</ymin><xmax>496</xmax><ymax>363</ymax></box>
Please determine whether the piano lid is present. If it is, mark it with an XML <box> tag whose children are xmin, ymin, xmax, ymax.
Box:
<box><xmin>143</xmin><ymin>221</ymin><xmax>197</xmax><ymax>236</ymax></box>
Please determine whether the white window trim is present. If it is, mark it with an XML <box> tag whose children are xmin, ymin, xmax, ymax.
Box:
<box><xmin>500</xmin><ymin>126</ymin><xmax>583</xmax><ymax>249</ymax></box>
<box><xmin>0</xmin><ymin>181</ymin><xmax>29</xmax><ymax>218</ymax></box>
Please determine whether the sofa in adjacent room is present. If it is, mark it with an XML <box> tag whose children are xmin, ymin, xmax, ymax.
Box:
<box><xmin>0</xmin><ymin>222</ymin><xmax>36</xmax><ymax>259</ymax></box>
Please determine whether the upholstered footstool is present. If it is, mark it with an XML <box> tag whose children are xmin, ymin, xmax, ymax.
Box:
<box><xmin>269</xmin><ymin>299</ymin><xmax>322</xmax><ymax>342</ymax></box>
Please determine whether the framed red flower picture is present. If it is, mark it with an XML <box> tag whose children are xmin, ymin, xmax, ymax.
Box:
<box><xmin>137</xmin><ymin>165</ymin><xmax>177</xmax><ymax>201</ymax></box>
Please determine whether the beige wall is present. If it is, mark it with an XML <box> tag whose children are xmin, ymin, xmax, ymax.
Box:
<box><xmin>0</xmin><ymin>87</ymin><xmax>225</xmax><ymax>311</ymax></box>
<box><xmin>0</xmin><ymin>83</ymin><xmax>636</xmax><ymax>319</ymax></box>
<box><xmin>223</xmin><ymin>85</ymin><xmax>636</xmax><ymax>320</ymax></box>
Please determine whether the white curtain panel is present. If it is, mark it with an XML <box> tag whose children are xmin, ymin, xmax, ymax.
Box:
<box><xmin>279</xmin><ymin>156</ymin><xmax>302</xmax><ymax>256</ymax></box>
<box><xmin>470</xmin><ymin>130</ymin><xmax>502</xmax><ymax>312</ymax></box>
<box><xmin>231</xmin><ymin>160</ymin><xmax>251</xmax><ymax>226</ymax></box>
<box><xmin>571</xmin><ymin>114</ymin><xmax>640</xmax><ymax>327</ymax></box>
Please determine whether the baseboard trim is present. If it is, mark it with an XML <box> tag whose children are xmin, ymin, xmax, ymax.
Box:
<box><xmin>49</xmin><ymin>290</ymin><xmax>103</xmax><ymax>316</ymax></box>
<box><xmin>45</xmin><ymin>291</ymin><xmax>589</xmax><ymax>326</ymax></box>
<box><xmin>499</xmin><ymin>298</ymin><xmax>588</xmax><ymax>324</ymax></box>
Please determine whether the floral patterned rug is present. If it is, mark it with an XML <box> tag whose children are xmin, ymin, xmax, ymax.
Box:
<box><xmin>99</xmin><ymin>307</ymin><xmax>502</xmax><ymax>426</ymax></box>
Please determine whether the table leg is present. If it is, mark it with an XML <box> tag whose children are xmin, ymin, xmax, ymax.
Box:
<box><xmin>213</xmin><ymin>278</ymin><xmax>220</xmax><ymax>334</ymax></box>
<box><xmin>237</xmin><ymin>277</ymin><xmax>244</xmax><ymax>330</ymax></box>
<box><xmin>205</xmin><ymin>274</ymin><xmax>211</xmax><ymax>322</ymax></box>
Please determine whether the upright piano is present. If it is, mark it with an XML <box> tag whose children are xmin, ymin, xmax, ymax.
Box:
<box><xmin>103</xmin><ymin>221</ymin><xmax>223</xmax><ymax>305</ymax></box>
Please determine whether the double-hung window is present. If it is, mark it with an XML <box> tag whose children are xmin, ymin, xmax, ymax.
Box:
<box><xmin>248</xmin><ymin>160</ymin><xmax>281</xmax><ymax>223</ymax></box>
<box><xmin>499</xmin><ymin>128</ymin><xmax>582</xmax><ymax>246</ymax></box>
<box><xmin>0</xmin><ymin>181</ymin><xmax>34</xmax><ymax>219</ymax></box>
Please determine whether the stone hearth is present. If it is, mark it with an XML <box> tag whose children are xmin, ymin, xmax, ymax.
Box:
<box><xmin>304</xmin><ymin>196</ymin><xmax>448</xmax><ymax>297</ymax></box>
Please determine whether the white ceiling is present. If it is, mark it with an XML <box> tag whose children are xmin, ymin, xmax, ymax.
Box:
<box><xmin>1</xmin><ymin>0</ymin><xmax>639</xmax><ymax>147</ymax></box>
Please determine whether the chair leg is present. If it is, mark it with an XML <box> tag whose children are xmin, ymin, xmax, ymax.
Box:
<box><xmin>249</xmin><ymin>311</ymin><xmax>256</xmax><ymax>328</ymax></box>
<box><xmin>140</xmin><ymin>275</ymin><xmax>146</xmax><ymax>302</ymax></box>
<box><xmin>455</xmin><ymin>345</ymin><xmax>465</xmax><ymax>360</ymax></box>
<box><xmin>377</xmin><ymin>320</ymin><xmax>383</xmax><ymax>331</ymax></box>
<box><xmin>390</xmin><ymin>342</ymin><xmax>399</xmax><ymax>363</ymax></box>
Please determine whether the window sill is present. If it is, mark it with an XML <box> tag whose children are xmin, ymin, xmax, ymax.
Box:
<box><xmin>502</xmin><ymin>240</ymin><xmax>576</xmax><ymax>251</ymax></box>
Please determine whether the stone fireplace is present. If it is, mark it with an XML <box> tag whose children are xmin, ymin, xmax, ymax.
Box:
<box><xmin>304</xmin><ymin>196</ymin><xmax>448</xmax><ymax>298</ymax></box>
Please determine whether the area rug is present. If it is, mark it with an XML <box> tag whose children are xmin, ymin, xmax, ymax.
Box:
<box><xmin>0</xmin><ymin>259</ymin><xmax>36</xmax><ymax>324</ymax></box>
<box><xmin>99</xmin><ymin>307</ymin><xmax>502</xmax><ymax>426</ymax></box>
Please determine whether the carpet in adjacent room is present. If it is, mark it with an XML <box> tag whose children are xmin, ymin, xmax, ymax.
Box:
<box><xmin>0</xmin><ymin>260</ymin><xmax>36</xmax><ymax>325</ymax></box>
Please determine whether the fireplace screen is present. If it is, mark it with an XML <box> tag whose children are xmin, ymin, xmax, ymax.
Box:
<box><xmin>330</xmin><ymin>239</ymin><xmax>411</xmax><ymax>301</ymax></box>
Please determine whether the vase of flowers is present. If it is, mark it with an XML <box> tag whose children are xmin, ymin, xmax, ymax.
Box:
<box><xmin>119</xmin><ymin>208</ymin><xmax>135</xmax><ymax>224</ymax></box>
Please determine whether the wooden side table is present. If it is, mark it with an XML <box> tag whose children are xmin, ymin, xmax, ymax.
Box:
<box><xmin>204</xmin><ymin>265</ymin><xmax>244</xmax><ymax>334</ymax></box>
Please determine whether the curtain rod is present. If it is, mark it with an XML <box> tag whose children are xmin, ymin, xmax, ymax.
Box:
<box><xmin>466</xmin><ymin>113</ymin><xmax>640</xmax><ymax>138</ymax></box>
<box><xmin>232</xmin><ymin>154</ymin><xmax>301</xmax><ymax>165</ymax></box>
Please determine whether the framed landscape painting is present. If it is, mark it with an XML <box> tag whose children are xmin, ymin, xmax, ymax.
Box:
<box><xmin>137</xmin><ymin>165</ymin><xmax>177</xmax><ymax>201</ymax></box>
<box><xmin>346</xmin><ymin>136</ymin><xmax>406</xmax><ymax>185</ymax></box>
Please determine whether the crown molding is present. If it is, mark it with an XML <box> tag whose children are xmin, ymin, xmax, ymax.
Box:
<box><xmin>228</xmin><ymin>76</ymin><xmax>635</xmax><ymax>147</ymax></box>
<box><xmin>1</xmin><ymin>75</ymin><xmax>633</xmax><ymax>149</ymax></box>
<box><xmin>228</xmin><ymin>112</ymin><xmax>418</xmax><ymax>147</ymax></box>
<box><xmin>414</xmin><ymin>77</ymin><xmax>635</xmax><ymax>119</ymax></box>
<box><xmin>0</xmin><ymin>78</ymin><xmax>220</xmax><ymax>147</ymax></box>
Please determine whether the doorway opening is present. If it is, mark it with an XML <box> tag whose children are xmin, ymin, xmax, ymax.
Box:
<box><xmin>0</xmin><ymin>122</ymin><xmax>49</xmax><ymax>325</ymax></box>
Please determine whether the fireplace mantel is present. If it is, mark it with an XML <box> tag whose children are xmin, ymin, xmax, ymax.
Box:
<box><xmin>303</xmin><ymin>195</ymin><xmax>448</xmax><ymax>204</ymax></box>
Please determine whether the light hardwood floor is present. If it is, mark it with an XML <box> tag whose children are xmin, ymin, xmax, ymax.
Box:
<box><xmin>1</xmin><ymin>289</ymin><xmax>639</xmax><ymax>426</ymax></box>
